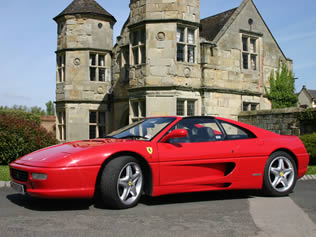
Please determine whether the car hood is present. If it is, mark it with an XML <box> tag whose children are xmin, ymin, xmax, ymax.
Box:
<box><xmin>13</xmin><ymin>139</ymin><xmax>132</xmax><ymax>168</ymax></box>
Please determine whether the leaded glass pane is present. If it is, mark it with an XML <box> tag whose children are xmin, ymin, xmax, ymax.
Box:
<box><xmin>177</xmin><ymin>100</ymin><xmax>185</xmax><ymax>116</ymax></box>
<box><xmin>187</xmin><ymin>101</ymin><xmax>195</xmax><ymax>116</ymax></box>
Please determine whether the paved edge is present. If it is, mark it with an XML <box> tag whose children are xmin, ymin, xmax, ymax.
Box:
<box><xmin>0</xmin><ymin>181</ymin><xmax>11</xmax><ymax>188</ymax></box>
<box><xmin>299</xmin><ymin>175</ymin><xmax>316</xmax><ymax>181</ymax></box>
<box><xmin>249</xmin><ymin>197</ymin><xmax>316</xmax><ymax>236</ymax></box>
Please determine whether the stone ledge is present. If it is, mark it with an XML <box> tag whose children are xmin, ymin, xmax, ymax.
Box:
<box><xmin>239</xmin><ymin>107</ymin><xmax>309</xmax><ymax>116</ymax></box>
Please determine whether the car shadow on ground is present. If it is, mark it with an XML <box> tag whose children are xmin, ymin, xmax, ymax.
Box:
<box><xmin>6</xmin><ymin>193</ymin><xmax>93</xmax><ymax>211</ymax></box>
<box><xmin>7</xmin><ymin>189</ymin><xmax>261</xmax><ymax>211</ymax></box>
<box><xmin>139</xmin><ymin>189</ymin><xmax>259</xmax><ymax>206</ymax></box>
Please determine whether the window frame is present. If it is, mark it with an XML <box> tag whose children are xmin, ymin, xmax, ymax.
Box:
<box><xmin>176</xmin><ymin>99</ymin><xmax>197</xmax><ymax>116</ymax></box>
<box><xmin>242</xmin><ymin>102</ymin><xmax>259</xmax><ymax>112</ymax></box>
<box><xmin>131</xmin><ymin>28</ymin><xmax>146</xmax><ymax>66</ymax></box>
<box><xmin>241</xmin><ymin>35</ymin><xmax>258</xmax><ymax>71</ymax></box>
<box><xmin>177</xmin><ymin>26</ymin><xmax>197</xmax><ymax>64</ymax></box>
<box><xmin>56</xmin><ymin>53</ymin><xmax>66</xmax><ymax>83</ymax></box>
<box><xmin>58</xmin><ymin>23</ymin><xmax>65</xmax><ymax>35</ymax></box>
<box><xmin>120</xmin><ymin>45</ymin><xmax>130</xmax><ymax>82</ymax></box>
<box><xmin>162</xmin><ymin>117</ymin><xmax>225</xmax><ymax>143</ymax></box>
<box><xmin>89</xmin><ymin>52</ymin><xmax>107</xmax><ymax>82</ymax></box>
<box><xmin>89</xmin><ymin>111</ymin><xmax>106</xmax><ymax>139</ymax></box>
<box><xmin>57</xmin><ymin>111</ymin><xmax>66</xmax><ymax>141</ymax></box>
<box><xmin>217</xmin><ymin>120</ymin><xmax>257</xmax><ymax>141</ymax></box>
<box><xmin>130</xmin><ymin>99</ymin><xmax>146</xmax><ymax>123</ymax></box>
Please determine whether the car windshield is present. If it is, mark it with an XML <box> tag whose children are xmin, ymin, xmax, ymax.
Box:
<box><xmin>106</xmin><ymin>117</ymin><xmax>176</xmax><ymax>141</ymax></box>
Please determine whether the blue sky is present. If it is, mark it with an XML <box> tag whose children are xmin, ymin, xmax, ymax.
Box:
<box><xmin>0</xmin><ymin>0</ymin><xmax>315</xmax><ymax>109</ymax></box>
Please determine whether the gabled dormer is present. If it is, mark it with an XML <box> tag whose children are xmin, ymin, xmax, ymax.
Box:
<box><xmin>200</xmin><ymin>0</ymin><xmax>291</xmax><ymax>95</ymax></box>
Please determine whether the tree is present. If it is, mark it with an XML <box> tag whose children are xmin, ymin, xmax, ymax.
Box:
<box><xmin>265</xmin><ymin>63</ymin><xmax>298</xmax><ymax>109</ymax></box>
<box><xmin>30</xmin><ymin>106</ymin><xmax>46</xmax><ymax>115</ymax></box>
<box><xmin>45</xmin><ymin>101</ymin><xmax>55</xmax><ymax>116</ymax></box>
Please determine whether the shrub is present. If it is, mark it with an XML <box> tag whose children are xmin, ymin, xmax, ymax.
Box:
<box><xmin>300</xmin><ymin>133</ymin><xmax>316</xmax><ymax>165</ymax></box>
<box><xmin>0</xmin><ymin>113</ymin><xmax>57</xmax><ymax>165</ymax></box>
<box><xmin>0</xmin><ymin>109</ymin><xmax>41</xmax><ymax>124</ymax></box>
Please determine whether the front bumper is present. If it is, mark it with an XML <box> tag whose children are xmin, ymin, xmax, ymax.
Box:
<box><xmin>9</xmin><ymin>163</ymin><xmax>100</xmax><ymax>199</ymax></box>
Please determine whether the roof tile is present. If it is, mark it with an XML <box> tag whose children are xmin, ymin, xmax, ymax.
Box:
<box><xmin>200</xmin><ymin>8</ymin><xmax>237</xmax><ymax>42</ymax></box>
<box><xmin>308</xmin><ymin>90</ymin><xmax>316</xmax><ymax>100</ymax></box>
<box><xmin>54</xmin><ymin>0</ymin><xmax>116</xmax><ymax>22</ymax></box>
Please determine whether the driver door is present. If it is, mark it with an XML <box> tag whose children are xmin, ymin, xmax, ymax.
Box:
<box><xmin>157</xmin><ymin>118</ymin><xmax>238</xmax><ymax>186</ymax></box>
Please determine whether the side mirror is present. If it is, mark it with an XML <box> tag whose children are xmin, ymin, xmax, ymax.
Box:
<box><xmin>161</xmin><ymin>129</ymin><xmax>188</xmax><ymax>143</ymax></box>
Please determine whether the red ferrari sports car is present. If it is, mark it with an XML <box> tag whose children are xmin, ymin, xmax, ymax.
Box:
<box><xmin>10</xmin><ymin>116</ymin><xmax>309</xmax><ymax>209</ymax></box>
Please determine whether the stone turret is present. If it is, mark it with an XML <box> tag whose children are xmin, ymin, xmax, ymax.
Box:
<box><xmin>54</xmin><ymin>0</ymin><xmax>115</xmax><ymax>51</ymax></box>
<box><xmin>54</xmin><ymin>0</ymin><xmax>116</xmax><ymax>141</ymax></box>
<box><xmin>129</xmin><ymin>0</ymin><xmax>200</xmax><ymax>24</ymax></box>
<box><xmin>122</xmin><ymin>0</ymin><xmax>202</xmax><ymax>121</ymax></box>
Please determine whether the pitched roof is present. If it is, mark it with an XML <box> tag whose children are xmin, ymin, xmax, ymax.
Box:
<box><xmin>200</xmin><ymin>8</ymin><xmax>237</xmax><ymax>42</ymax></box>
<box><xmin>307</xmin><ymin>90</ymin><xmax>316</xmax><ymax>100</ymax></box>
<box><xmin>54</xmin><ymin>0</ymin><xmax>116</xmax><ymax>22</ymax></box>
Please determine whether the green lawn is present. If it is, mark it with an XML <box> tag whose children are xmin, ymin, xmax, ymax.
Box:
<box><xmin>0</xmin><ymin>165</ymin><xmax>316</xmax><ymax>182</ymax></box>
<box><xmin>0</xmin><ymin>166</ymin><xmax>10</xmax><ymax>181</ymax></box>
<box><xmin>306</xmin><ymin>166</ymin><xmax>316</xmax><ymax>175</ymax></box>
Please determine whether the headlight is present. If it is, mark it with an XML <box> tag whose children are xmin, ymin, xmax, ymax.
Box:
<box><xmin>31</xmin><ymin>173</ymin><xmax>47</xmax><ymax>180</ymax></box>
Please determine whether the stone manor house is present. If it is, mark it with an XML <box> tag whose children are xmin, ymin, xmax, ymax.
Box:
<box><xmin>54</xmin><ymin>0</ymin><xmax>292</xmax><ymax>142</ymax></box>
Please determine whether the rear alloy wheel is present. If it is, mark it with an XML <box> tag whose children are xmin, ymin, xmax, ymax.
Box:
<box><xmin>263</xmin><ymin>151</ymin><xmax>297</xmax><ymax>197</ymax></box>
<box><xmin>100</xmin><ymin>156</ymin><xmax>143</xmax><ymax>209</ymax></box>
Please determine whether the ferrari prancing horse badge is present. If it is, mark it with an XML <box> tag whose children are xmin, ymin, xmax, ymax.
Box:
<box><xmin>146</xmin><ymin>147</ymin><xmax>153</xmax><ymax>155</ymax></box>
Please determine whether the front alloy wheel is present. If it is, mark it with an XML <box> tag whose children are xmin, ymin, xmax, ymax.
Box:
<box><xmin>117</xmin><ymin>162</ymin><xmax>143</xmax><ymax>206</ymax></box>
<box><xmin>263</xmin><ymin>151</ymin><xmax>297</xmax><ymax>197</ymax></box>
<box><xmin>100</xmin><ymin>156</ymin><xmax>144</xmax><ymax>209</ymax></box>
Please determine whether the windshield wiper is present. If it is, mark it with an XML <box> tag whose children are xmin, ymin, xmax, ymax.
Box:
<box><xmin>119</xmin><ymin>135</ymin><xmax>148</xmax><ymax>140</ymax></box>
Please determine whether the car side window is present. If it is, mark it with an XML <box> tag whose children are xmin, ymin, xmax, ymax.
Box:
<box><xmin>167</xmin><ymin>118</ymin><xmax>224</xmax><ymax>143</ymax></box>
<box><xmin>219</xmin><ymin>121</ymin><xmax>256</xmax><ymax>140</ymax></box>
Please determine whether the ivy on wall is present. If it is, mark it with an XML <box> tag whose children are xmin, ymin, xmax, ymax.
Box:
<box><xmin>265</xmin><ymin>63</ymin><xmax>298</xmax><ymax>109</ymax></box>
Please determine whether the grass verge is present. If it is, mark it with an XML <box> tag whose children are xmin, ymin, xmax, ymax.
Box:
<box><xmin>0</xmin><ymin>166</ymin><xmax>10</xmax><ymax>181</ymax></box>
<box><xmin>306</xmin><ymin>166</ymin><xmax>316</xmax><ymax>175</ymax></box>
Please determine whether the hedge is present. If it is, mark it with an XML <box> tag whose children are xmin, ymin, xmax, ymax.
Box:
<box><xmin>0</xmin><ymin>109</ymin><xmax>41</xmax><ymax>124</ymax></box>
<box><xmin>300</xmin><ymin>133</ymin><xmax>316</xmax><ymax>165</ymax></box>
<box><xmin>0</xmin><ymin>113</ymin><xmax>57</xmax><ymax>165</ymax></box>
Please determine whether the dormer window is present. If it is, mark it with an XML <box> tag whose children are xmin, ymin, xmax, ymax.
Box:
<box><xmin>177</xmin><ymin>26</ymin><xmax>197</xmax><ymax>63</ymax></box>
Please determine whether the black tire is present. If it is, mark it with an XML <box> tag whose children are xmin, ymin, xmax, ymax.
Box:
<box><xmin>262</xmin><ymin>151</ymin><xmax>297</xmax><ymax>197</ymax></box>
<box><xmin>100</xmin><ymin>156</ymin><xmax>143</xmax><ymax>209</ymax></box>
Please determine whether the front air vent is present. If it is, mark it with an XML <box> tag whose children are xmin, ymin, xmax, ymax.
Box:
<box><xmin>10</xmin><ymin>168</ymin><xmax>29</xmax><ymax>182</ymax></box>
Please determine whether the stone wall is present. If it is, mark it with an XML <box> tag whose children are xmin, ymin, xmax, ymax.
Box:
<box><xmin>40</xmin><ymin>116</ymin><xmax>56</xmax><ymax>135</ymax></box>
<box><xmin>238</xmin><ymin>108</ymin><xmax>316</xmax><ymax>136</ymax></box>
<box><xmin>129</xmin><ymin>0</ymin><xmax>200</xmax><ymax>25</ymax></box>
<box><xmin>56</xmin><ymin>15</ymin><xmax>114</xmax><ymax>51</ymax></box>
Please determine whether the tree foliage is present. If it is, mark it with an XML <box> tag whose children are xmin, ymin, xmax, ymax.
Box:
<box><xmin>45</xmin><ymin>101</ymin><xmax>55</xmax><ymax>116</ymax></box>
<box><xmin>0</xmin><ymin>101</ymin><xmax>56</xmax><ymax>125</ymax></box>
<box><xmin>265</xmin><ymin>63</ymin><xmax>298</xmax><ymax>109</ymax></box>
<box><xmin>0</xmin><ymin>105</ymin><xmax>45</xmax><ymax>115</ymax></box>
<box><xmin>0</xmin><ymin>107</ymin><xmax>41</xmax><ymax>124</ymax></box>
